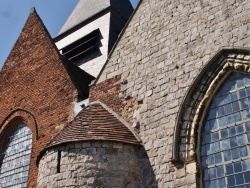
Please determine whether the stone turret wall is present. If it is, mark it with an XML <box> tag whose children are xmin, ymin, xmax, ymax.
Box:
<box><xmin>37</xmin><ymin>141</ymin><xmax>141</xmax><ymax>187</ymax></box>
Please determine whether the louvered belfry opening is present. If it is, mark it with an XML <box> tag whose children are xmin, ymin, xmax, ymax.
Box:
<box><xmin>61</xmin><ymin>29</ymin><xmax>101</xmax><ymax>62</ymax></box>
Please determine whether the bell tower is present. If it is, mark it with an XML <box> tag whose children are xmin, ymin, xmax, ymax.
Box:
<box><xmin>54</xmin><ymin>0</ymin><xmax>134</xmax><ymax>77</ymax></box>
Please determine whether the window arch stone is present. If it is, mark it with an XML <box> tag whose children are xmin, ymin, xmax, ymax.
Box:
<box><xmin>0</xmin><ymin>109</ymin><xmax>38</xmax><ymax>140</ymax></box>
<box><xmin>0</xmin><ymin>109</ymin><xmax>38</xmax><ymax>188</ymax></box>
<box><xmin>173</xmin><ymin>47</ymin><xmax>250</xmax><ymax>162</ymax></box>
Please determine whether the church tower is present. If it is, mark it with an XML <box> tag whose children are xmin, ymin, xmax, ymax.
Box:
<box><xmin>54</xmin><ymin>0</ymin><xmax>134</xmax><ymax>77</ymax></box>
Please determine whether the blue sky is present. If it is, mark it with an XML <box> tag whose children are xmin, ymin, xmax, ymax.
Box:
<box><xmin>0</xmin><ymin>0</ymin><xmax>139</xmax><ymax>69</ymax></box>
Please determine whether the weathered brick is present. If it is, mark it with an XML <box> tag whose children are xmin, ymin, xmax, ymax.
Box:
<box><xmin>0</xmin><ymin>10</ymin><xmax>78</xmax><ymax>187</ymax></box>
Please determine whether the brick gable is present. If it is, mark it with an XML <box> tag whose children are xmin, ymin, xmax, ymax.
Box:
<box><xmin>0</xmin><ymin>8</ymin><xmax>84</xmax><ymax>187</ymax></box>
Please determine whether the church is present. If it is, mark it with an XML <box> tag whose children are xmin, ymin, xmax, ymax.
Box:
<box><xmin>1</xmin><ymin>0</ymin><xmax>250</xmax><ymax>187</ymax></box>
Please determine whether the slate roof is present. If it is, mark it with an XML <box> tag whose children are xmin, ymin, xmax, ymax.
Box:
<box><xmin>58</xmin><ymin>0</ymin><xmax>133</xmax><ymax>35</ymax></box>
<box><xmin>46</xmin><ymin>102</ymin><xmax>140</xmax><ymax>149</ymax></box>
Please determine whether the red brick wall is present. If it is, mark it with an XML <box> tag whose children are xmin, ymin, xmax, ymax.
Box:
<box><xmin>89</xmin><ymin>75</ymin><xmax>135</xmax><ymax>124</ymax></box>
<box><xmin>0</xmin><ymin>10</ymin><xmax>78</xmax><ymax>187</ymax></box>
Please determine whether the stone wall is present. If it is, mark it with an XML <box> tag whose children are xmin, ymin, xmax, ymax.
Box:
<box><xmin>38</xmin><ymin>141</ymin><xmax>141</xmax><ymax>188</ymax></box>
<box><xmin>95</xmin><ymin>0</ymin><xmax>250</xmax><ymax>187</ymax></box>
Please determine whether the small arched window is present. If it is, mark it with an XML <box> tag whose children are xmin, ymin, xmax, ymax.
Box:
<box><xmin>0</xmin><ymin>124</ymin><xmax>32</xmax><ymax>187</ymax></box>
<box><xmin>201</xmin><ymin>72</ymin><xmax>250</xmax><ymax>187</ymax></box>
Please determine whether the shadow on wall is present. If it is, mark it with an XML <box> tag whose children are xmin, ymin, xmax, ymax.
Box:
<box><xmin>74</xmin><ymin>48</ymin><xmax>103</xmax><ymax>67</ymax></box>
<box><xmin>138</xmin><ymin>146</ymin><xmax>158</xmax><ymax>187</ymax></box>
<box><xmin>70</xmin><ymin>30</ymin><xmax>104</xmax><ymax>67</ymax></box>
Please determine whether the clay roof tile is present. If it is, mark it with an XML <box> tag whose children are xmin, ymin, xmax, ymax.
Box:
<box><xmin>46</xmin><ymin>101</ymin><xmax>141</xmax><ymax>149</ymax></box>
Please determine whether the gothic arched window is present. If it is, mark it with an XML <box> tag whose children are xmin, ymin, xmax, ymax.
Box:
<box><xmin>201</xmin><ymin>72</ymin><xmax>250</xmax><ymax>187</ymax></box>
<box><xmin>0</xmin><ymin>124</ymin><xmax>32</xmax><ymax>187</ymax></box>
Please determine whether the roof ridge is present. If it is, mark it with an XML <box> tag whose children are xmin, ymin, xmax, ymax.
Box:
<box><xmin>90</xmin><ymin>101</ymin><xmax>141</xmax><ymax>142</ymax></box>
<box><xmin>43</xmin><ymin>101</ymin><xmax>141</xmax><ymax>153</ymax></box>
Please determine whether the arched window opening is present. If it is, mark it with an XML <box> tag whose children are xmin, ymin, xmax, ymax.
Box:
<box><xmin>201</xmin><ymin>72</ymin><xmax>250</xmax><ymax>187</ymax></box>
<box><xmin>0</xmin><ymin>124</ymin><xmax>32</xmax><ymax>188</ymax></box>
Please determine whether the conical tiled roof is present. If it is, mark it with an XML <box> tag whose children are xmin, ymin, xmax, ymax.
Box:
<box><xmin>46</xmin><ymin>102</ymin><xmax>140</xmax><ymax>148</ymax></box>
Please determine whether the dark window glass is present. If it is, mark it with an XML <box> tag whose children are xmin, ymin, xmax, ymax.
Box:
<box><xmin>210</xmin><ymin>119</ymin><xmax>218</xmax><ymax>130</ymax></box>
<box><xmin>246</xmin><ymin>87</ymin><xmax>250</xmax><ymax>95</ymax></box>
<box><xmin>239</xmin><ymin>146</ymin><xmax>248</xmax><ymax>157</ymax></box>
<box><xmin>229</xmin><ymin>127</ymin><xmax>236</xmax><ymax>137</ymax></box>
<box><xmin>221</xmin><ymin>129</ymin><xmax>228</xmax><ymax>139</ymax></box>
<box><xmin>218</xmin><ymin>178</ymin><xmax>226</xmax><ymax>187</ymax></box>
<box><xmin>244</xmin><ymin>172</ymin><xmax>250</xmax><ymax>183</ymax></box>
<box><xmin>218</xmin><ymin>106</ymin><xmax>225</xmax><ymax>116</ymax></box>
<box><xmin>232</xmin><ymin>101</ymin><xmax>240</xmax><ymax>112</ymax></box>
<box><xmin>239</xmin><ymin>89</ymin><xmax>247</xmax><ymax>99</ymax></box>
<box><xmin>235</xmin><ymin>173</ymin><xmax>244</xmax><ymax>185</ymax></box>
<box><xmin>227</xmin><ymin>175</ymin><xmax>235</xmax><ymax>187</ymax></box>
<box><xmin>231</xmin><ymin>92</ymin><xmax>238</xmax><ymax>101</ymax></box>
<box><xmin>236</xmin><ymin>124</ymin><xmax>244</xmax><ymax>134</ymax></box>
<box><xmin>242</xmin><ymin>159</ymin><xmax>250</xmax><ymax>171</ymax></box>
<box><xmin>0</xmin><ymin>124</ymin><xmax>32</xmax><ymax>188</ymax></box>
<box><xmin>234</xmin><ymin>162</ymin><xmax>242</xmax><ymax>173</ymax></box>
<box><xmin>214</xmin><ymin>153</ymin><xmax>222</xmax><ymax>163</ymax></box>
<box><xmin>238</xmin><ymin>135</ymin><xmax>246</xmax><ymax>146</ymax></box>
<box><xmin>229</xmin><ymin>137</ymin><xmax>237</xmax><ymax>148</ymax></box>
<box><xmin>226</xmin><ymin>164</ymin><xmax>234</xmax><ymax>175</ymax></box>
<box><xmin>201</xmin><ymin>72</ymin><xmax>250</xmax><ymax>188</ymax></box>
